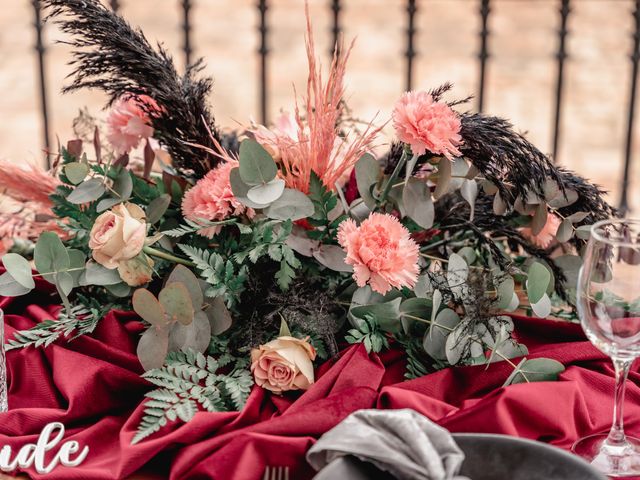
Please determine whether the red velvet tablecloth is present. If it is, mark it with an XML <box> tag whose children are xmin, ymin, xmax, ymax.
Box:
<box><xmin>0</xmin><ymin>287</ymin><xmax>638</xmax><ymax>480</ymax></box>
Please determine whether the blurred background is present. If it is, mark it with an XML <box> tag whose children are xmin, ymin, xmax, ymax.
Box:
<box><xmin>0</xmin><ymin>0</ymin><xmax>638</xmax><ymax>212</ymax></box>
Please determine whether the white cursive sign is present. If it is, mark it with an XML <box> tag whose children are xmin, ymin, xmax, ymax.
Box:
<box><xmin>0</xmin><ymin>422</ymin><xmax>89</xmax><ymax>474</ymax></box>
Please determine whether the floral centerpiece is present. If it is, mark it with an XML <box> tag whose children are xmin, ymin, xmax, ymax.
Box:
<box><xmin>0</xmin><ymin>0</ymin><xmax>615</xmax><ymax>443</ymax></box>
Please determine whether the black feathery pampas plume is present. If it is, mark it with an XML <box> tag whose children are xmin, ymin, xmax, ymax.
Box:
<box><xmin>44</xmin><ymin>0</ymin><xmax>220</xmax><ymax>178</ymax></box>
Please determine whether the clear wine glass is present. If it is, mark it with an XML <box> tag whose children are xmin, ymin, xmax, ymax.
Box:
<box><xmin>573</xmin><ymin>218</ymin><xmax>640</xmax><ymax>476</ymax></box>
<box><xmin>0</xmin><ymin>309</ymin><xmax>6</xmax><ymax>412</ymax></box>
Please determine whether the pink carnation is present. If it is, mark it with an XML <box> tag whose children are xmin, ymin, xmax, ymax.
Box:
<box><xmin>338</xmin><ymin>213</ymin><xmax>420</xmax><ymax>295</ymax></box>
<box><xmin>520</xmin><ymin>212</ymin><xmax>562</xmax><ymax>249</ymax></box>
<box><xmin>182</xmin><ymin>160</ymin><xmax>254</xmax><ymax>238</ymax></box>
<box><xmin>392</xmin><ymin>91</ymin><xmax>463</xmax><ymax>160</ymax></box>
<box><xmin>106</xmin><ymin>95</ymin><xmax>159</xmax><ymax>155</ymax></box>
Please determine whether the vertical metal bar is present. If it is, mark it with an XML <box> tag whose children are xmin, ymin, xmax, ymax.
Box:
<box><xmin>552</xmin><ymin>0</ymin><xmax>571</xmax><ymax>163</ymax></box>
<box><xmin>405</xmin><ymin>0</ymin><xmax>418</xmax><ymax>91</ymax></box>
<box><xmin>182</xmin><ymin>0</ymin><xmax>192</xmax><ymax>68</ymax></box>
<box><xmin>110</xmin><ymin>0</ymin><xmax>119</xmax><ymax>11</ymax></box>
<box><xmin>32</xmin><ymin>0</ymin><xmax>50</xmax><ymax>164</ymax></box>
<box><xmin>477</xmin><ymin>0</ymin><xmax>491</xmax><ymax>112</ymax></box>
<box><xmin>620</xmin><ymin>0</ymin><xmax>640</xmax><ymax>213</ymax></box>
<box><xmin>330</xmin><ymin>0</ymin><xmax>342</xmax><ymax>57</ymax></box>
<box><xmin>257</xmin><ymin>0</ymin><xmax>269</xmax><ymax>124</ymax></box>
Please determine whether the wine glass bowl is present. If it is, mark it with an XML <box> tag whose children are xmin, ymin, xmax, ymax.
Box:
<box><xmin>573</xmin><ymin>219</ymin><xmax>640</xmax><ymax>476</ymax></box>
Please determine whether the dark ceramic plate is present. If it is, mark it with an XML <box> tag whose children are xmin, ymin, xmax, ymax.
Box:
<box><xmin>313</xmin><ymin>433</ymin><xmax>606</xmax><ymax>480</ymax></box>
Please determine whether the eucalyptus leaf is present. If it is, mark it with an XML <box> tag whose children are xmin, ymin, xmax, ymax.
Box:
<box><xmin>496</xmin><ymin>276</ymin><xmax>515</xmax><ymax>310</ymax></box>
<box><xmin>460</xmin><ymin>179</ymin><xmax>478</xmax><ymax>221</ymax></box>
<box><xmin>404</xmin><ymin>154</ymin><xmax>419</xmax><ymax>184</ymax></box>
<box><xmin>286</xmin><ymin>229</ymin><xmax>319</xmax><ymax>257</ymax></box>
<box><xmin>264</xmin><ymin>188</ymin><xmax>315</xmax><ymax>221</ymax></box>
<box><xmin>433</xmin><ymin>158</ymin><xmax>451</xmax><ymax>200</ymax></box>
<box><xmin>105</xmin><ymin>282</ymin><xmax>132</xmax><ymax>297</ymax></box>
<box><xmin>229</xmin><ymin>167</ymin><xmax>270</xmax><ymax>209</ymax></box>
<box><xmin>414</xmin><ymin>274</ymin><xmax>432</xmax><ymax>299</ymax></box>
<box><xmin>444</xmin><ymin>317</ymin><xmax>471</xmax><ymax>365</ymax></box>
<box><xmin>96</xmin><ymin>197</ymin><xmax>122</xmax><ymax>213</ymax></box>
<box><xmin>504</xmin><ymin>358</ymin><xmax>565</xmax><ymax>386</ymax></box>
<box><xmin>531</xmin><ymin>204</ymin><xmax>548</xmax><ymax>236</ymax></box>
<box><xmin>543</xmin><ymin>179</ymin><xmax>560</xmax><ymax>200</ymax></box>
<box><xmin>204</xmin><ymin>296</ymin><xmax>233</xmax><ymax>335</ymax></box>
<box><xmin>113</xmin><ymin>168</ymin><xmax>133</xmax><ymax>200</ymax></box>
<box><xmin>402</xmin><ymin>178</ymin><xmax>434</xmax><ymax>229</ymax></box>
<box><xmin>575</xmin><ymin>225</ymin><xmax>593</xmax><ymax>240</ymax></box>
<box><xmin>548</xmin><ymin>188</ymin><xmax>578</xmax><ymax>208</ymax></box>
<box><xmin>312</xmin><ymin>245</ymin><xmax>353</xmax><ymax>272</ymax></box>
<box><xmin>350</xmin><ymin>298</ymin><xmax>402</xmax><ymax>333</ymax></box>
<box><xmin>457</xmin><ymin>247</ymin><xmax>477</xmax><ymax>265</ymax></box>
<box><xmin>146</xmin><ymin>194</ymin><xmax>171</xmax><ymax>224</ymax></box>
<box><xmin>67</xmin><ymin>249</ymin><xmax>86</xmax><ymax>287</ymax></box>
<box><xmin>246</xmin><ymin>178</ymin><xmax>285</xmax><ymax>205</ymax></box>
<box><xmin>64</xmin><ymin>162</ymin><xmax>89</xmax><ymax>185</ymax></box>
<box><xmin>530</xmin><ymin>293</ymin><xmax>552</xmax><ymax>318</ymax></box>
<box><xmin>0</xmin><ymin>272</ymin><xmax>31</xmax><ymax>297</ymax></box>
<box><xmin>493</xmin><ymin>191</ymin><xmax>507</xmax><ymax>215</ymax></box>
<box><xmin>166</xmin><ymin>265</ymin><xmax>203</xmax><ymax>308</ymax></box>
<box><xmin>56</xmin><ymin>271</ymin><xmax>74</xmax><ymax>296</ymax></box>
<box><xmin>355</xmin><ymin>153</ymin><xmax>380</xmax><ymax>208</ymax></box>
<box><xmin>34</xmin><ymin>232</ymin><xmax>70</xmax><ymax>283</ymax></box>
<box><xmin>159</xmin><ymin>283</ymin><xmax>195</xmax><ymax>326</ymax></box>
<box><xmin>238</xmin><ymin>139</ymin><xmax>278</xmax><ymax>185</ymax></box>
<box><xmin>431</xmin><ymin>289</ymin><xmax>443</xmax><ymax>324</ymax></box>
<box><xmin>169</xmin><ymin>312</ymin><xmax>210</xmax><ymax>354</ymax></box>
<box><xmin>137</xmin><ymin>326</ymin><xmax>169</xmax><ymax>371</ymax></box>
<box><xmin>555</xmin><ymin>219</ymin><xmax>574</xmax><ymax>243</ymax></box>
<box><xmin>482</xmin><ymin>180</ymin><xmax>499</xmax><ymax>195</ymax></box>
<box><xmin>423</xmin><ymin>308</ymin><xmax>460</xmax><ymax>361</ymax></box>
<box><xmin>66</xmin><ymin>178</ymin><xmax>105</xmax><ymax>204</ymax></box>
<box><xmin>527</xmin><ymin>262</ymin><xmax>551</xmax><ymax>304</ymax></box>
<box><xmin>2</xmin><ymin>253</ymin><xmax>34</xmax><ymax>289</ymax></box>
<box><xmin>81</xmin><ymin>261</ymin><xmax>122</xmax><ymax>286</ymax></box>
<box><xmin>447</xmin><ymin>253</ymin><xmax>468</xmax><ymax>297</ymax></box>
<box><xmin>400</xmin><ymin>297</ymin><xmax>432</xmax><ymax>332</ymax></box>
<box><xmin>133</xmin><ymin>289</ymin><xmax>167</xmax><ymax>328</ymax></box>
<box><xmin>567</xmin><ymin>211</ymin><xmax>590</xmax><ymax>223</ymax></box>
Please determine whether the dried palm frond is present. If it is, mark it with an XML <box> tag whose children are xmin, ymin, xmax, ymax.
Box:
<box><xmin>43</xmin><ymin>0</ymin><xmax>220</xmax><ymax>178</ymax></box>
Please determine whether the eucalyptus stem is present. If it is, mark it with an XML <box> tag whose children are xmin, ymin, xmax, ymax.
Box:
<box><xmin>377</xmin><ymin>150</ymin><xmax>408</xmax><ymax>206</ymax></box>
<box><xmin>143</xmin><ymin>246</ymin><xmax>195</xmax><ymax>267</ymax></box>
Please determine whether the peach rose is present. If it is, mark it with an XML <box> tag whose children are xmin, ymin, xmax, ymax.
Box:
<box><xmin>89</xmin><ymin>203</ymin><xmax>147</xmax><ymax>269</ymax></box>
<box><xmin>250</xmin><ymin>336</ymin><xmax>317</xmax><ymax>394</ymax></box>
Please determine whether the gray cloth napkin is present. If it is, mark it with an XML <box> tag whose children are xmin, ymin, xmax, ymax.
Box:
<box><xmin>306</xmin><ymin>409</ymin><xmax>470</xmax><ymax>480</ymax></box>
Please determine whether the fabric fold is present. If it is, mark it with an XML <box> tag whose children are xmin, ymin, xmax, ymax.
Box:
<box><xmin>0</xmin><ymin>283</ymin><xmax>637</xmax><ymax>479</ymax></box>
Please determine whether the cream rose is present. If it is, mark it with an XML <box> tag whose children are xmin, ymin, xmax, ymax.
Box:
<box><xmin>250</xmin><ymin>336</ymin><xmax>317</xmax><ymax>394</ymax></box>
<box><xmin>89</xmin><ymin>203</ymin><xmax>147</xmax><ymax>269</ymax></box>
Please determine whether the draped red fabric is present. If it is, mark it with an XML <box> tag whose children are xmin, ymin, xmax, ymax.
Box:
<box><xmin>0</xmin><ymin>282</ymin><xmax>638</xmax><ymax>480</ymax></box>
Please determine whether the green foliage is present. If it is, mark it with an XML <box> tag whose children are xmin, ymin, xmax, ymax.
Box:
<box><xmin>345</xmin><ymin>315</ymin><xmax>389</xmax><ymax>354</ymax></box>
<box><xmin>6</xmin><ymin>295</ymin><xmax>109</xmax><ymax>350</ymax></box>
<box><xmin>395</xmin><ymin>335</ymin><xmax>431</xmax><ymax>380</ymax></box>
<box><xmin>503</xmin><ymin>357</ymin><xmax>566</xmax><ymax>386</ymax></box>
<box><xmin>133</xmin><ymin>348</ymin><xmax>252</xmax><ymax>444</ymax></box>
<box><xmin>162</xmin><ymin>218</ymin><xmax>243</xmax><ymax>238</ymax></box>
<box><xmin>178</xmin><ymin>245</ymin><xmax>248</xmax><ymax>307</ymax></box>
<box><xmin>232</xmin><ymin>219</ymin><xmax>301</xmax><ymax>290</ymax></box>
<box><xmin>306</xmin><ymin>172</ymin><xmax>345</xmax><ymax>241</ymax></box>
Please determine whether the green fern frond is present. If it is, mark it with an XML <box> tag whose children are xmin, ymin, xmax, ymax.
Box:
<box><xmin>133</xmin><ymin>349</ymin><xmax>252</xmax><ymax>444</ymax></box>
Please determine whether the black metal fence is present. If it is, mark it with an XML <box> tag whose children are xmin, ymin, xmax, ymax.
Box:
<box><xmin>30</xmin><ymin>0</ymin><xmax>640</xmax><ymax>212</ymax></box>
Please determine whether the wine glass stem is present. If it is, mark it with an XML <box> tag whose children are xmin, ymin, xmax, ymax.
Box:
<box><xmin>607</xmin><ymin>357</ymin><xmax>633</xmax><ymax>446</ymax></box>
